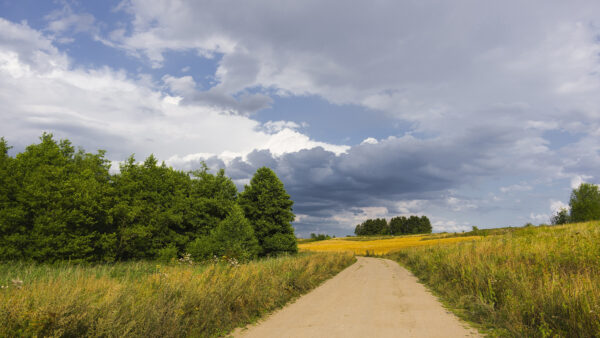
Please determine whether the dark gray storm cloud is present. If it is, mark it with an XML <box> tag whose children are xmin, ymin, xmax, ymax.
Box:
<box><xmin>213</xmin><ymin>123</ymin><xmax>561</xmax><ymax>233</ymax></box>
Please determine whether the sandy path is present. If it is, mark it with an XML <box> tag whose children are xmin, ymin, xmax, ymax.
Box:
<box><xmin>233</xmin><ymin>257</ymin><xmax>481</xmax><ymax>338</ymax></box>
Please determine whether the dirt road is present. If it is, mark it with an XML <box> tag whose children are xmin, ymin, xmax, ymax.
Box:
<box><xmin>233</xmin><ymin>256</ymin><xmax>481</xmax><ymax>338</ymax></box>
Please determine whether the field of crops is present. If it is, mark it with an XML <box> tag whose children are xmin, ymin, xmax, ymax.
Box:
<box><xmin>298</xmin><ymin>234</ymin><xmax>481</xmax><ymax>255</ymax></box>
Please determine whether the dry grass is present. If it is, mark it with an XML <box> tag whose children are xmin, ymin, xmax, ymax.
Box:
<box><xmin>0</xmin><ymin>252</ymin><xmax>355</xmax><ymax>337</ymax></box>
<box><xmin>298</xmin><ymin>234</ymin><xmax>482</xmax><ymax>255</ymax></box>
<box><xmin>387</xmin><ymin>222</ymin><xmax>600</xmax><ymax>337</ymax></box>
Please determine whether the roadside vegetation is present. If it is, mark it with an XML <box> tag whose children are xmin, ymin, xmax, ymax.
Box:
<box><xmin>0</xmin><ymin>252</ymin><xmax>355</xmax><ymax>337</ymax></box>
<box><xmin>0</xmin><ymin>135</ymin><xmax>360</xmax><ymax>337</ymax></box>
<box><xmin>387</xmin><ymin>222</ymin><xmax>600</xmax><ymax>337</ymax></box>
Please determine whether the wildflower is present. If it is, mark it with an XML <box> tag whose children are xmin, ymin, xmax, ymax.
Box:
<box><xmin>227</xmin><ymin>257</ymin><xmax>239</xmax><ymax>267</ymax></box>
<box><xmin>11</xmin><ymin>278</ymin><xmax>23</xmax><ymax>289</ymax></box>
<box><xmin>178</xmin><ymin>253</ymin><xmax>194</xmax><ymax>265</ymax></box>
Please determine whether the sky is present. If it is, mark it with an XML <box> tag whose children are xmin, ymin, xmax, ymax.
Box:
<box><xmin>1</xmin><ymin>0</ymin><xmax>600</xmax><ymax>237</ymax></box>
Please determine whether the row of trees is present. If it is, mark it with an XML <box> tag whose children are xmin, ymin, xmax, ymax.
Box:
<box><xmin>551</xmin><ymin>182</ymin><xmax>600</xmax><ymax>225</ymax></box>
<box><xmin>354</xmin><ymin>215</ymin><xmax>432</xmax><ymax>236</ymax></box>
<box><xmin>0</xmin><ymin>134</ymin><xmax>297</xmax><ymax>262</ymax></box>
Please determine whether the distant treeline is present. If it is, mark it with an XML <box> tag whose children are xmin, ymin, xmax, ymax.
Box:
<box><xmin>354</xmin><ymin>216</ymin><xmax>432</xmax><ymax>236</ymax></box>
<box><xmin>0</xmin><ymin>134</ymin><xmax>297</xmax><ymax>262</ymax></box>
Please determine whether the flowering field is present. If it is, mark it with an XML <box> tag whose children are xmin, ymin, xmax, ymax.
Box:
<box><xmin>0</xmin><ymin>252</ymin><xmax>354</xmax><ymax>337</ymax></box>
<box><xmin>299</xmin><ymin>234</ymin><xmax>482</xmax><ymax>255</ymax></box>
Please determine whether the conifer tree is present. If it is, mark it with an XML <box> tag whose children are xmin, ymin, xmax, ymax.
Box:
<box><xmin>238</xmin><ymin>167</ymin><xmax>297</xmax><ymax>255</ymax></box>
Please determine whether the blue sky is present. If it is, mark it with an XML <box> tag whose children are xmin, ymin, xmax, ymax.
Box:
<box><xmin>2</xmin><ymin>0</ymin><xmax>600</xmax><ymax>236</ymax></box>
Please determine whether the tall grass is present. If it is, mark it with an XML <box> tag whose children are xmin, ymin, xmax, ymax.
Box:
<box><xmin>0</xmin><ymin>252</ymin><xmax>355</xmax><ymax>337</ymax></box>
<box><xmin>387</xmin><ymin>222</ymin><xmax>600</xmax><ymax>337</ymax></box>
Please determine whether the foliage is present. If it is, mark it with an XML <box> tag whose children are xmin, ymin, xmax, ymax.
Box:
<box><xmin>354</xmin><ymin>215</ymin><xmax>432</xmax><ymax>236</ymax></box>
<box><xmin>354</xmin><ymin>218</ymin><xmax>388</xmax><ymax>235</ymax></box>
<box><xmin>0</xmin><ymin>252</ymin><xmax>355</xmax><ymax>337</ymax></box>
<box><xmin>0</xmin><ymin>134</ymin><xmax>114</xmax><ymax>262</ymax></box>
<box><xmin>310</xmin><ymin>233</ymin><xmax>331</xmax><ymax>241</ymax></box>
<box><xmin>209</xmin><ymin>205</ymin><xmax>260</xmax><ymax>261</ymax></box>
<box><xmin>389</xmin><ymin>215</ymin><xmax>432</xmax><ymax>235</ymax></box>
<box><xmin>387</xmin><ymin>222</ymin><xmax>600</xmax><ymax>337</ymax></box>
<box><xmin>238</xmin><ymin>167</ymin><xmax>297</xmax><ymax>256</ymax></box>
<box><xmin>111</xmin><ymin>154</ymin><xmax>192</xmax><ymax>260</ymax></box>
<box><xmin>569</xmin><ymin>183</ymin><xmax>600</xmax><ymax>223</ymax></box>
<box><xmin>551</xmin><ymin>208</ymin><xmax>570</xmax><ymax>225</ymax></box>
<box><xmin>0</xmin><ymin>135</ymin><xmax>293</xmax><ymax>262</ymax></box>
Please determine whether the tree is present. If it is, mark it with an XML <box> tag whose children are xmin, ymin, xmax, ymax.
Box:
<box><xmin>389</xmin><ymin>216</ymin><xmax>406</xmax><ymax>235</ymax></box>
<box><xmin>569</xmin><ymin>183</ymin><xmax>600</xmax><ymax>223</ymax></box>
<box><xmin>111</xmin><ymin>154</ymin><xmax>193</xmax><ymax>260</ymax></box>
<box><xmin>0</xmin><ymin>134</ymin><xmax>115</xmax><ymax>262</ymax></box>
<box><xmin>551</xmin><ymin>208</ymin><xmax>570</xmax><ymax>225</ymax></box>
<box><xmin>209</xmin><ymin>205</ymin><xmax>260</xmax><ymax>260</ymax></box>
<box><xmin>185</xmin><ymin>164</ymin><xmax>238</xmax><ymax>238</ymax></box>
<box><xmin>418</xmin><ymin>216</ymin><xmax>432</xmax><ymax>233</ymax></box>
<box><xmin>238</xmin><ymin>167</ymin><xmax>297</xmax><ymax>255</ymax></box>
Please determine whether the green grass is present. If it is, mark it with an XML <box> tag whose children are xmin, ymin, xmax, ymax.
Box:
<box><xmin>0</xmin><ymin>252</ymin><xmax>355</xmax><ymax>337</ymax></box>
<box><xmin>387</xmin><ymin>222</ymin><xmax>600</xmax><ymax>337</ymax></box>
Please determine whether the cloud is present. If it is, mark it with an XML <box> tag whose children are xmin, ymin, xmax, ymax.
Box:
<box><xmin>432</xmin><ymin>220</ymin><xmax>471</xmax><ymax>233</ymax></box>
<box><xmin>500</xmin><ymin>183</ymin><xmax>533</xmax><ymax>193</ymax></box>
<box><xmin>360</xmin><ymin>137</ymin><xmax>378</xmax><ymax>145</ymax></box>
<box><xmin>108</xmin><ymin>1</ymin><xmax>600</xmax><ymax>127</ymax></box>
<box><xmin>570</xmin><ymin>175</ymin><xmax>592</xmax><ymax>189</ymax></box>
<box><xmin>529</xmin><ymin>213</ymin><xmax>549</xmax><ymax>223</ymax></box>
<box><xmin>99</xmin><ymin>1</ymin><xmax>600</xmax><ymax>185</ymax></box>
<box><xmin>5</xmin><ymin>3</ymin><xmax>600</xmax><ymax>235</ymax></box>
<box><xmin>550</xmin><ymin>200</ymin><xmax>570</xmax><ymax>214</ymax></box>
<box><xmin>44</xmin><ymin>4</ymin><xmax>97</xmax><ymax>38</ymax></box>
<box><xmin>0</xmin><ymin>18</ymin><xmax>346</xmax><ymax>162</ymax></box>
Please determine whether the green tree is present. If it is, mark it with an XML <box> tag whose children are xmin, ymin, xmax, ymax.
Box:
<box><xmin>418</xmin><ymin>216</ymin><xmax>432</xmax><ymax>233</ymax></box>
<box><xmin>210</xmin><ymin>205</ymin><xmax>260</xmax><ymax>260</ymax></box>
<box><xmin>389</xmin><ymin>216</ymin><xmax>406</xmax><ymax>235</ymax></box>
<box><xmin>238</xmin><ymin>167</ymin><xmax>297</xmax><ymax>255</ymax></box>
<box><xmin>111</xmin><ymin>154</ymin><xmax>191</xmax><ymax>260</ymax></box>
<box><xmin>551</xmin><ymin>208</ymin><xmax>570</xmax><ymax>225</ymax></box>
<box><xmin>0</xmin><ymin>134</ymin><xmax>115</xmax><ymax>262</ymax></box>
<box><xmin>184</xmin><ymin>165</ymin><xmax>238</xmax><ymax>239</ymax></box>
<box><xmin>569</xmin><ymin>183</ymin><xmax>600</xmax><ymax>222</ymax></box>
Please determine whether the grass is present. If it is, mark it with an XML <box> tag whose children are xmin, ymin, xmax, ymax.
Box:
<box><xmin>0</xmin><ymin>252</ymin><xmax>355</xmax><ymax>337</ymax></box>
<box><xmin>386</xmin><ymin>222</ymin><xmax>600</xmax><ymax>337</ymax></box>
<box><xmin>298</xmin><ymin>234</ymin><xmax>482</xmax><ymax>255</ymax></box>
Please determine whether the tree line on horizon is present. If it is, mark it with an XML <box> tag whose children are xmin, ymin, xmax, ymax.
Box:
<box><xmin>0</xmin><ymin>134</ymin><xmax>297</xmax><ymax>262</ymax></box>
<box><xmin>354</xmin><ymin>215</ymin><xmax>432</xmax><ymax>236</ymax></box>
<box><xmin>551</xmin><ymin>182</ymin><xmax>600</xmax><ymax>225</ymax></box>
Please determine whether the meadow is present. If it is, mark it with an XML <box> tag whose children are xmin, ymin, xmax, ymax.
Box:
<box><xmin>0</xmin><ymin>252</ymin><xmax>355</xmax><ymax>337</ymax></box>
<box><xmin>387</xmin><ymin>222</ymin><xmax>600</xmax><ymax>337</ymax></box>
<box><xmin>298</xmin><ymin>234</ymin><xmax>482</xmax><ymax>255</ymax></box>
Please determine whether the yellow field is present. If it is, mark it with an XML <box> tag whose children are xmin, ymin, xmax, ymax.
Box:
<box><xmin>299</xmin><ymin>235</ymin><xmax>482</xmax><ymax>255</ymax></box>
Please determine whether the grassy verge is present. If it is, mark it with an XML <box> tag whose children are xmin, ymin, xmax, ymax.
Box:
<box><xmin>0</xmin><ymin>252</ymin><xmax>355</xmax><ymax>337</ymax></box>
<box><xmin>386</xmin><ymin>222</ymin><xmax>600</xmax><ymax>337</ymax></box>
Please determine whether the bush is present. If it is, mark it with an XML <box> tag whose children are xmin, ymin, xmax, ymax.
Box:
<box><xmin>210</xmin><ymin>205</ymin><xmax>260</xmax><ymax>261</ymax></box>
<box><xmin>186</xmin><ymin>236</ymin><xmax>216</xmax><ymax>261</ymax></box>
<box><xmin>156</xmin><ymin>244</ymin><xmax>178</xmax><ymax>263</ymax></box>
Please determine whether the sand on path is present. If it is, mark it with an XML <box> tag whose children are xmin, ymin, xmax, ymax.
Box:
<box><xmin>233</xmin><ymin>256</ymin><xmax>481</xmax><ymax>338</ymax></box>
